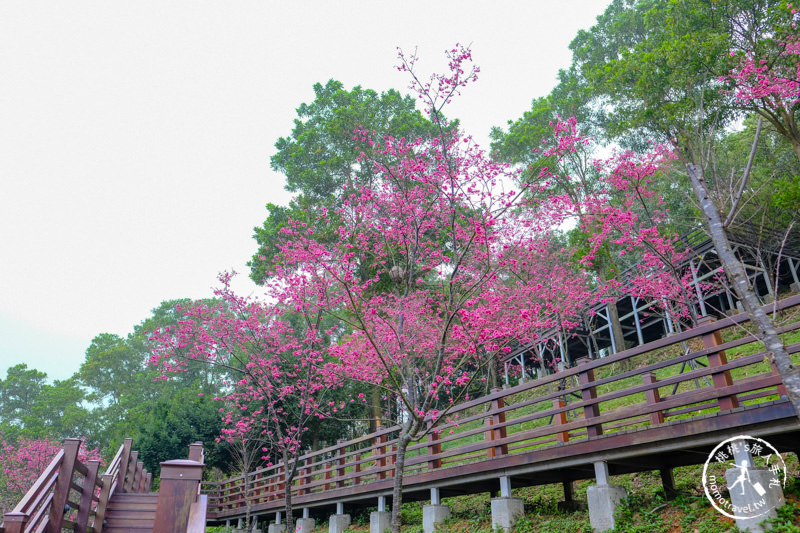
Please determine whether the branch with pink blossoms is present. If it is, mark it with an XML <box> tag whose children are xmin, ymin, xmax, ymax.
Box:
<box><xmin>149</xmin><ymin>273</ymin><xmax>343</xmax><ymax>533</ymax></box>
<box><xmin>263</xmin><ymin>45</ymin><xmax>598</xmax><ymax>533</ymax></box>
<box><xmin>0</xmin><ymin>434</ymin><xmax>102</xmax><ymax>516</ymax></box>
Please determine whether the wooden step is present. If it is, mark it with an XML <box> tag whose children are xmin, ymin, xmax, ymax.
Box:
<box><xmin>106</xmin><ymin>509</ymin><xmax>156</xmax><ymax>520</ymax></box>
<box><xmin>104</xmin><ymin>492</ymin><xmax>158</xmax><ymax>533</ymax></box>
<box><xmin>109</xmin><ymin>493</ymin><xmax>159</xmax><ymax>504</ymax></box>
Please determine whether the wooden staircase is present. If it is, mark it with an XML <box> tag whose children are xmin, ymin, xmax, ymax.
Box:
<box><xmin>2</xmin><ymin>439</ymin><xmax>207</xmax><ymax>533</ymax></box>
<box><xmin>103</xmin><ymin>493</ymin><xmax>159</xmax><ymax>533</ymax></box>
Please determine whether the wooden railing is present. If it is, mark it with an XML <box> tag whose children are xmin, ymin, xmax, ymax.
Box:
<box><xmin>1</xmin><ymin>438</ymin><xmax>150</xmax><ymax>533</ymax></box>
<box><xmin>203</xmin><ymin>294</ymin><xmax>800</xmax><ymax>518</ymax></box>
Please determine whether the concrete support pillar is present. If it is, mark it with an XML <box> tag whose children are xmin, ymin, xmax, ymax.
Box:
<box><xmin>422</xmin><ymin>505</ymin><xmax>450</xmax><ymax>533</ymax></box>
<box><xmin>423</xmin><ymin>488</ymin><xmax>450</xmax><ymax>533</ymax></box>
<box><xmin>329</xmin><ymin>513</ymin><xmax>351</xmax><ymax>533</ymax></box>
<box><xmin>726</xmin><ymin>467</ymin><xmax>785</xmax><ymax>533</ymax></box>
<box><xmin>724</xmin><ymin>438</ymin><xmax>785</xmax><ymax>532</ymax></box>
<box><xmin>587</xmin><ymin>461</ymin><xmax>627</xmax><ymax>533</ymax></box>
<box><xmin>499</xmin><ymin>476</ymin><xmax>512</xmax><ymax>498</ymax></box>
<box><xmin>491</xmin><ymin>475</ymin><xmax>524</xmax><ymax>531</ymax></box>
<box><xmin>296</xmin><ymin>509</ymin><xmax>315</xmax><ymax>533</ymax></box>
<box><xmin>371</xmin><ymin>496</ymin><xmax>391</xmax><ymax>533</ymax></box>
<box><xmin>268</xmin><ymin>511</ymin><xmax>285</xmax><ymax>533</ymax></box>
<box><xmin>491</xmin><ymin>498</ymin><xmax>524</xmax><ymax>532</ymax></box>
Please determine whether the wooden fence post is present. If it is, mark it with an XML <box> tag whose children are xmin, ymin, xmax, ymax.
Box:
<box><xmin>354</xmin><ymin>454</ymin><xmax>362</xmax><ymax>485</ymax></box>
<box><xmin>642</xmin><ymin>372</ymin><xmax>664</xmax><ymax>425</ymax></box>
<box><xmin>117</xmin><ymin>438</ymin><xmax>133</xmax><ymax>494</ymax></box>
<box><xmin>577</xmin><ymin>357</ymin><xmax>602</xmax><ymax>438</ymax></box>
<box><xmin>152</xmin><ymin>459</ymin><xmax>204</xmax><ymax>533</ymax></box>
<box><xmin>299</xmin><ymin>457</ymin><xmax>311</xmax><ymax>496</ymax></box>
<box><xmin>336</xmin><ymin>439</ymin><xmax>347</xmax><ymax>488</ymax></box>
<box><xmin>698</xmin><ymin>316</ymin><xmax>739</xmax><ymax>411</ymax></box>
<box><xmin>426</xmin><ymin>418</ymin><xmax>442</xmax><ymax>470</ymax></box>
<box><xmin>124</xmin><ymin>451</ymin><xmax>139</xmax><ymax>493</ymax></box>
<box><xmin>553</xmin><ymin>398</ymin><xmax>569</xmax><ymax>443</ymax></box>
<box><xmin>390</xmin><ymin>445</ymin><xmax>397</xmax><ymax>478</ymax></box>
<box><xmin>46</xmin><ymin>438</ymin><xmax>81</xmax><ymax>533</ymax></box>
<box><xmin>138</xmin><ymin>468</ymin><xmax>150</xmax><ymax>493</ymax></box>
<box><xmin>74</xmin><ymin>459</ymin><xmax>100</xmax><ymax>533</ymax></box>
<box><xmin>188</xmin><ymin>441</ymin><xmax>204</xmax><ymax>463</ymax></box>
<box><xmin>376</xmin><ymin>433</ymin><xmax>387</xmax><ymax>480</ymax></box>
<box><xmin>2</xmin><ymin>512</ymin><xmax>28</xmax><ymax>533</ymax></box>
<box><xmin>485</xmin><ymin>388</ymin><xmax>508</xmax><ymax>458</ymax></box>
<box><xmin>132</xmin><ymin>461</ymin><xmax>143</xmax><ymax>492</ymax></box>
<box><xmin>94</xmin><ymin>473</ymin><xmax>114</xmax><ymax>529</ymax></box>
<box><xmin>325</xmin><ymin>460</ymin><xmax>333</xmax><ymax>491</ymax></box>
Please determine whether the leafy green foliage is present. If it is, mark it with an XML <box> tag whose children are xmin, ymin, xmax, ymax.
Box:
<box><xmin>249</xmin><ymin>79</ymin><xmax>439</xmax><ymax>283</ymax></box>
<box><xmin>136</xmin><ymin>388</ymin><xmax>230</xmax><ymax>477</ymax></box>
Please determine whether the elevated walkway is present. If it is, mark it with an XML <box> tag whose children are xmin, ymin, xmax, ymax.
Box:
<box><xmin>203</xmin><ymin>296</ymin><xmax>800</xmax><ymax>529</ymax></box>
<box><xmin>4</xmin><ymin>296</ymin><xmax>800</xmax><ymax>532</ymax></box>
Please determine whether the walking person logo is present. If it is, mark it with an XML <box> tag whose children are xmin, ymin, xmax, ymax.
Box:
<box><xmin>702</xmin><ymin>435</ymin><xmax>787</xmax><ymax>521</ymax></box>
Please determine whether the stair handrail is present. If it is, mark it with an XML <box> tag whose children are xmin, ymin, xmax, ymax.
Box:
<box><xmin>1</xmin><ymin>438</ymin><xmax>150</xmax><ymax>533</ymax></box>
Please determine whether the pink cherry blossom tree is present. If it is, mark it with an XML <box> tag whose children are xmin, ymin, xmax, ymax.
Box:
<box><xmin>582</xmin><ymin>144</ymin><xmax>704</xmax><ymax>326</ymax></box>
<box><xmin>267</xmin><ymin>45</ymin><xmax>594</xmax><ymax>533</ymax></box>
<box><xmin>727</xmin><ymin>26</ymin><xmax>800</xmax><ymax>163</ymax></box>
<box><xmin>0</xmin><ymin>435</ymin><xmax>102</xmax><ymax>516</ymax></box>
<box><xmin>149</xmin><ymin>273</ymin><xmax>341</xmax><ymax>533</ymax></box>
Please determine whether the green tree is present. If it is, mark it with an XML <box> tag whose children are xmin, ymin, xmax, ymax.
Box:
<box><xmin>0</xmin><ymin>364</ymin><xmax>47</xmax><ymax>428</ymax></box>
<box><xmin>79</xmin><ymin>333</ymin><xmax>144</xmax><ymax>406</ymax></box>
<box><xmin>80</xmin><ymin>299</ymin><xmax>226</xmax><ymax>451</ymax></box>
<box><xmin>135</xmin><ymin>388</ymin><xmax>230</xmax><ymax>477</ymax></box>
<box><xmin>565</xmin><ymin>0</ymin><xmax>800</xmax><ymax>417</ymax></box>
<box><xmin>30</xmin><ymin>377</ymin><xmax>95</xmax><ymax>441</ymax></box>
<box><xmin>249</xmin><ymin>80</ymin><xmax>439</xmax><ymax>283</ymax></box>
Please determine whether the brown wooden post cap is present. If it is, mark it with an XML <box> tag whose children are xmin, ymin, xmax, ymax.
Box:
<box><xmin>159</xmin><ymin>460</ymin><xmax>204</xmax><ymax>481</ymax></box>
<box><xmin>2</xmin><ymin>512</ymin><xmax>28</xmax><ymax>523</ymax></box>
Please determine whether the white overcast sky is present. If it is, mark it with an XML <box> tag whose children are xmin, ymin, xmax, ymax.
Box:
<box><xmin>0</xmin><ymin>1</ymin><xmax>611</xmax><ymax>381</ymax></box>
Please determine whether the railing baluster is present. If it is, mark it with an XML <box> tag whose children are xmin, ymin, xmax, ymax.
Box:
<box><xmin>553</xmin><ymin>398</ymin><xmax>569</xmax><ymax>443</ymax></box>
<box><xmin>336</xmin><ymin>440</ymin><xmax>346</xmax><ymax>488</ymax></box>
<box><xmin>577</xmin><ymin>357</ymin><xmax>602</xmax><ymax>438</ymax></box>
<box><xmin>642</xmin><ymin>372</ymin><xmax>664</xmax><ymax>425</ymax></box>
<box><xmin>490</xmin><ymin>388</ymin><xmax>508</xmax><ymax>457</ymax></box>
<box><xmin>376</xmin><ymin>433</ymin><xmax>387</xmax><ymax>480</ymax></box>
<box><xmin>426</xmin><ymin>418</ymin><xmax>441</xmax><ymax>470</ymax></box>
<box><xmin>124</xmin><ymin>451</ymin><xmax>139</xmax><ymax>493</ymax></box>
<box><xmin>299</xmin><ymin>457</ymin><xmax>311</xmax><ymax>496</ymax></box>
<box><xmin>699</xmin><ymin>316</ymin><xmax>740</xmax><ymax>411</ymax></box>
<box><xmin>46</xmin><ymin>438</ymin><xmax>81</xmax><ymax>533</ymax></box>
<box><xmin>74</xmin><ymin>459</ymin><xmax>100</xmax><ymax>533</ymax></box>
<box><xmin>117</xmin><ymin>439</ymin><xmax>133</xmax><ymax>494</ymax></box>
<box><xmin>94</xmin><ymin>473</ymin><xmax>114</xmax><ymax>529</ymax></box>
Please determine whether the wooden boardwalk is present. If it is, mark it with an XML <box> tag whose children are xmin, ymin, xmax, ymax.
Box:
<box><xmin>4</xmin><ymin>296</ymin><xmax>800</xmax><ymax>532</ymax></box>
<box><xmin>203</xmin><ymin>295</ymin><xmax>800</xmax><ymax>524</ymax></box>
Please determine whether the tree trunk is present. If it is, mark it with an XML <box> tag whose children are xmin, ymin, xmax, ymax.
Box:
<box><xmin>282</xmin><ymin>450</ymin><xmax>294</xmax><ymax>533</ymax></box>
<box><xmin>370</xmin><ymin>385</ymin><xmax>382</xmax><ymax>433</ymax></box>
<box><xmin>686</xmin><ymin>163</ymin><xmax>800</xmax><ymax>420</ymax></box>
<box><xmin>390</xmin><ymin>431</ymin><xmax>413</xmax><ymax>533</ymax></box>
<box><xmin>596</xmin><ymin>263</ymin><xmax>627</xmax><ymax>355</ymax></box>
